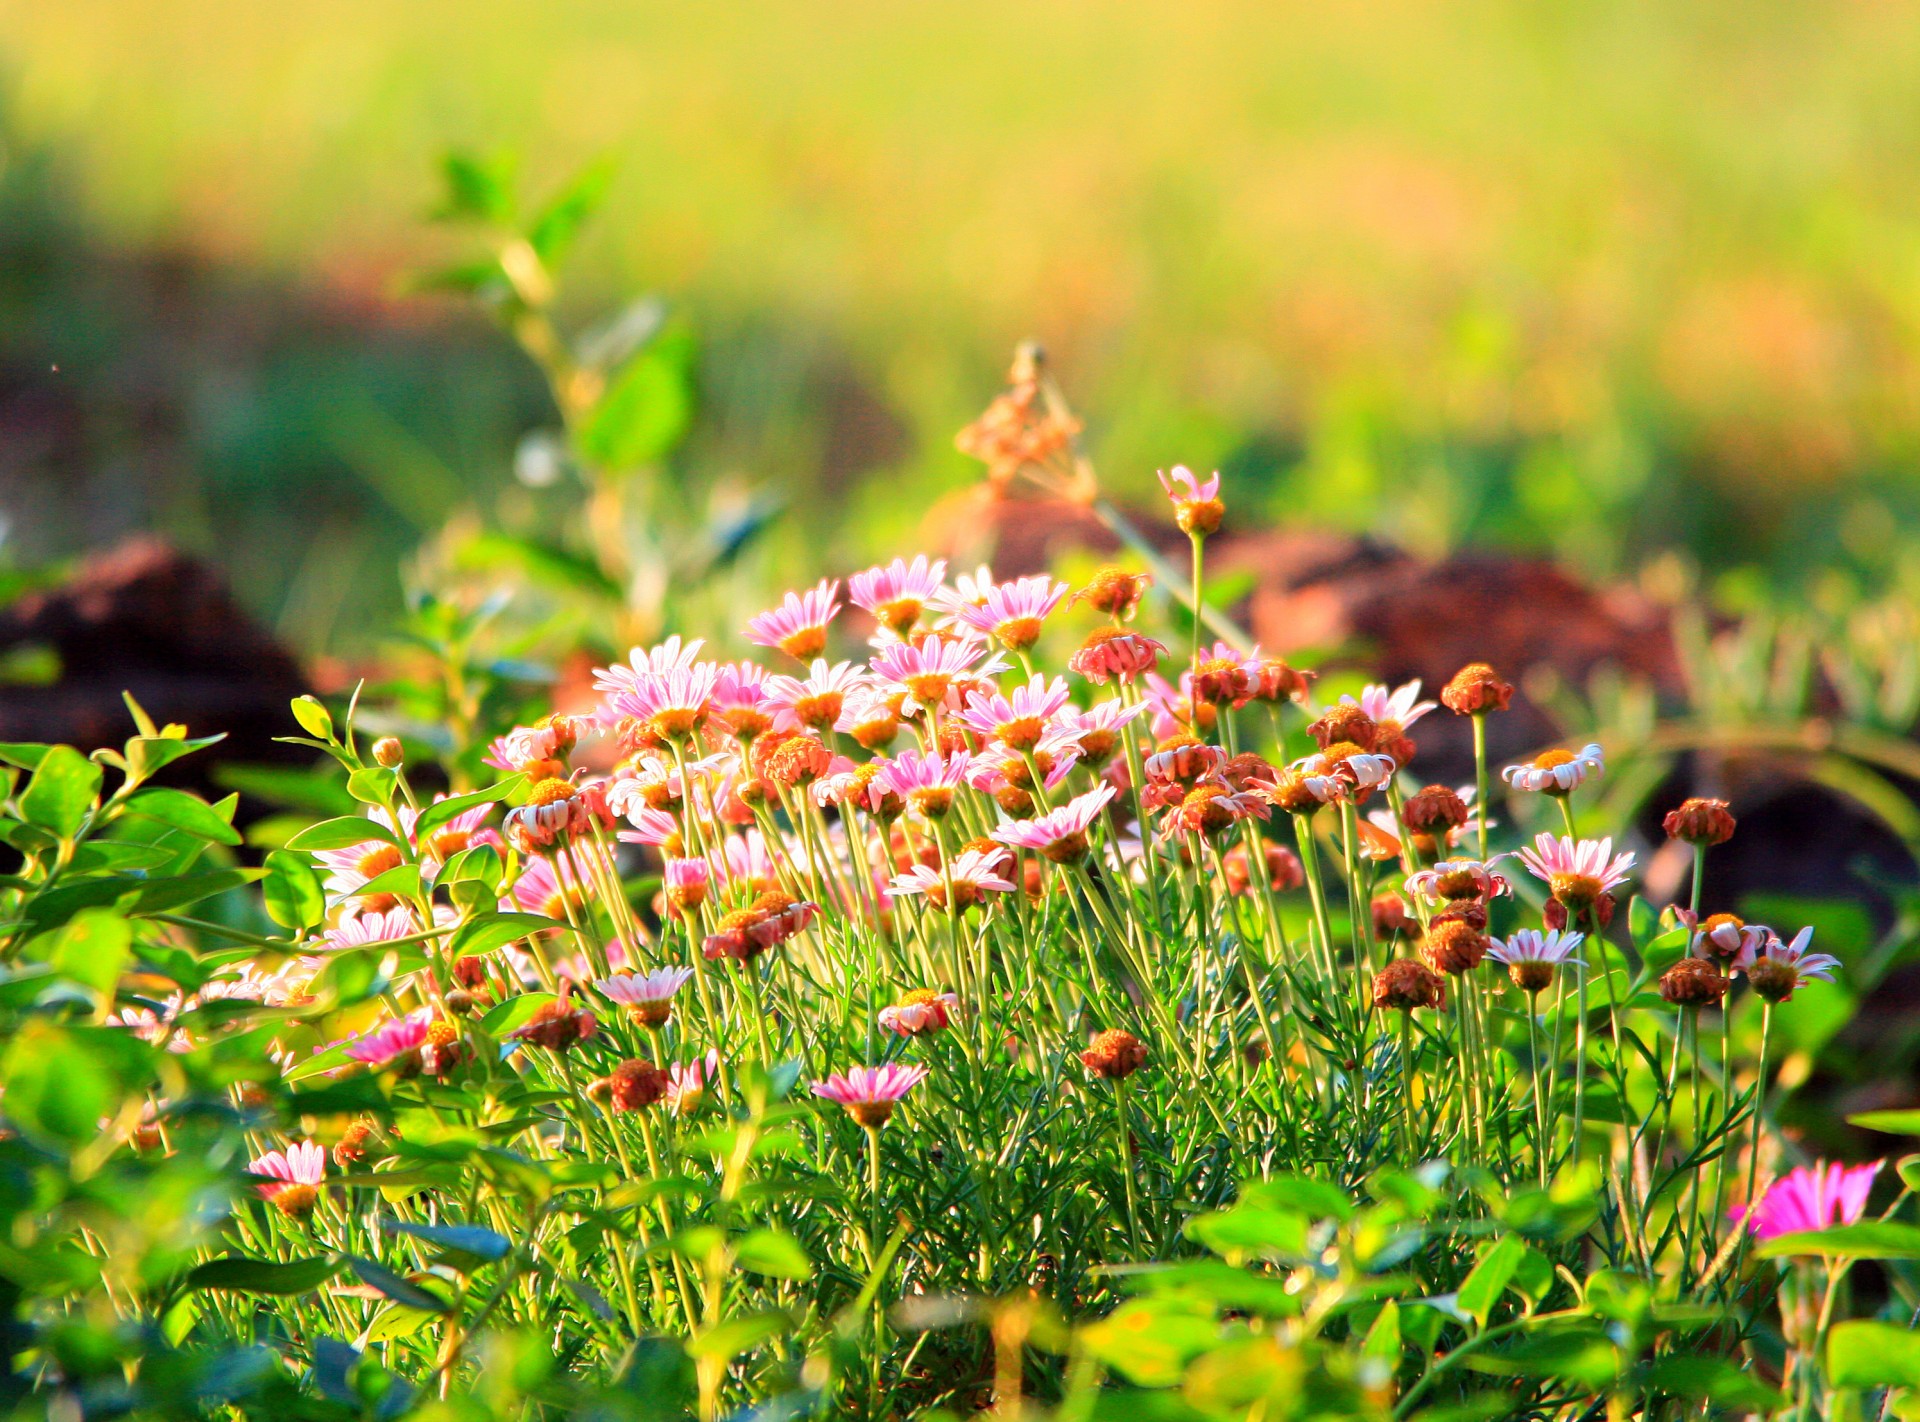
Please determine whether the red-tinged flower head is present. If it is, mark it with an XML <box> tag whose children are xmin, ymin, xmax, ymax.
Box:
<box><xmin>879</xmin><ymin>988</ymin><xmax>961</xmax><ymax>1036</ymax></box>
<box><xmin>1160</xmin><ymin>781</ymin><xmax>1266</xmax><ymax>838</ymax></box>
<box><xmin>1405</xmin><ymin>857</ymin><xmax>1510</xmax><ymax>905</ymax></box>
<box><xmin>1736</xmin><ymin>1160</ymin><xmax>1881</xmax><ymax>1242</ymax></box>
<box><xmin>1264</xmin><ymin>766</ymin><xmax>1324</xmax><ymax>816</ymax></box>
<box><xmin>762</xmin><ymin>733</ymin><xmax>834</xmax><ymax>788</ymax></box>
<box><xmin>1659</xmin><ymin>957</ymin><xmax>1731</xmax><ymax>1005</ymax></box>
<box><xmin>332</xmin><ymin>1121</ymin><xmax>379</xmax><ymax>1170</ymax></box>
<box><xmin>1441</xmin><ymin>662</ymin><xmax>1514</xmax><ymax>716</ymax></box>
<box><xmin>1074</xmin><ymin>567</ymin><xmax>1153</xmax><ymax>620</ymax></box>
<box><xmin>1373</xmin><ymin>960</ymin><xmax>1447</xmax><ymax>1013</ymax></box>
<box><xmin>1080</xmin><ymin>1029</ymin><xmax>1147</xmax><ymax>1080</ymax></box>
<box><xmin>811</xmin><ymin>1062</ymin><xmax>928</xmax><ymax>1128</ymax></box>
<box><xmin>1188</xmin><ymin>644</ymin><xmax>1256</xmax><ymax>708</ymax></box>
<box><xmin>1144</xmin><ymin>738</ymin><xmax>1226</xmax><ymax>788</ymax></box>
<box><xmin>1069</xmin><ymin>627</ymin><xmax>1165</xmax><ymax>685</ymax></box>
<box><xmin>1421</xmin><ymin>912</ymin><xmax>1489</xmax><ymax>975</ymax></box>
<box><xmin>746</xmin><ymin>579</ymin><xmax>842</xmax><ymax>663</ymax></box>
<box><xmin>1158</xmin><ymin>465</ymin><xmax>1224</xmax><ymax>537</ymax></box>
<box><xmin>510</xmin><ymin>984</ymin><xmax>598</xmax><ymax>1052</ymax></box>
<box><xmin>1372</xmin><ymin>891</ymin><xmax>1416</xmax><ymax>939</ymax></box>
<box><xmin>1665</xmin><ymin>797</ymin><xmax>1737</xmax><ymax>847</ymax></box>
<box><xmin>1307</xmin><ymin>704</ymin><xmax>1379</xmax><ymax>754</ymax></box>
<box><xmin>1223</xmin><ymin>842</ymin><xmax>1305</xmax><ymax>897</ymax></box>
<box><xmin>1402</xmin><ymin>784</ymin><xmax>1469</xmax><ymax>836</ymax></box>
<box><xmin>1251</xmin><ymin>656</ymin><xmax>1315</xmax><ymax>705</ymax></box>
<box><xmin>703</xmin><ymin>894</ymin><xmax>819</xmax><ymax>962</ymax></box>
<box><xmin>590</xmin><ymin>1059</ymin><xmax>671</xmax><ymax>1112</ymax></box>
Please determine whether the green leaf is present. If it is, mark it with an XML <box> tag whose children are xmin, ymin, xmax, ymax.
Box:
<box><xmin>1457</xmin><ymin>1233</ymin><xmax>1526</xmax><ymax>1324</ymax></box>
<box><xmin>3</xmin><ymin>1020</ymin><xmax>120</xmax><ymax>1143</ymax></box>
<box><xmin>287</xmin><ymin>816</ymin><xmax>398</xmax><ymax>851</ymax></box>
<box><xmin>1186</xmin><ymin>1206</ymin><xmax>1310</xmax><ymax>1260</ymax></box>
<box><xmin>346</xmin><ymin>767</ymin><xmax>398</xmax><ymax>807</ymax></box>
<box><xmin>1240</xmin><ymin>1174</ymin><xmax>1354</xmax><ymax>1222</ymax></box>
<box><xmin>262</xmin><ymin>851</ymin><xmax>326</xmax><ymax>931</ymax></box>
<box><xmin>579</xmin><ymin>325</ymin><xmax>696</xmax><ymax>469</ymax></box>
<box><xmin>453</xmin><ymin>913</ymin><xmax>569</xmax><ymax>959</ymax></box>
<box><xmin>354</xmin><ymin>863</ymin><xmax>422</xmax><ymax>903</ymax></box>
<box><xmin>733</xmin><ymin>1229</ymin><xmax>813</xmax><ymax>1281</ymax></box>
<box><xmin>1639</xmin><ymin>1355</ymin><xmax>1782</xmax><ymax>1411</ymax></box>
<box><xmin>1756</xmin><ymin>1221</ymin><xmax>1920</xmax><ymax>1260</ymax></box>
<box><xmin>1361</xmin><ymin>1299</ymin><xmax>1401</xmax><ymax>1361</ymax></box>
<box><xmin>134</xmin><ymin>868</ymin><xmax>264</xmax><ymax>917</ymax></box>
<box><xmin>125</xmin><ymin>787</ymin><xmax>241</xmax><ymax>846</ymax></box>
<box><xmin>413</xmin><ymin>782</ymin><xmax>518</xmax><ymax>841</ymax></box>
<box><xmin>0</xmin><ymin>742</ymin><xmax>51</xmax><ymax>771</ymax></box>
<box><xmin>381</xmin><ymin>1218</ymin><xmax>511</xmax><ymax>1265</ymax></box>
<box><xmin>126</xmin><ymin>734</ymin><xmax>225</xmax><ymax>782</ymax></box>
<box><xmin>345</xmin><ymin>1256</ymin><xmax>453</xmax><ymax>1312</ymax></box>
<box><xmin>1829</xmin><ymin>1320</ymin><xmax>1920</xmax><ymax>1389</ymax></box>
<box><xmin>1849</xmin><ymin>1109</ymin><xmax>1920</xmax><ymax>1137</ymax></box>
<box><xmin>686</xmin><ymin>1309</ymin><xmax>792</xmax><ymax>1362</ymax></box>
<box><xmin>290</xmin><ymin>696</ymin><xmax>334</xmax><ymax>741</ymax></box>
<box><xmin>478</xmin><ymin>993</ymin><xmax>556</xmax><ymax>1039</ymax></box>
<box><xmin>436</xmin><ymin>150</ymin><xmax>517</xmax><ymax>225</ymax></box>
<box><xmin>20</xmin><ymin>746</ymin><xmax>101</xmax><ymax>837</ymax></box>
<box><xmin>186</xmin><ymin>1256</ymin><xmax>340</xmax><ymax>1296</ymax></box>
<box><xmin>528</xmin><ymin>156</ymin><xmax>615</xmax><ymax>265</ymax></box>
<box><xmin>39</xmin><ymin>909</ymin><xmax>131</xmax><ymax>997</ymax></box>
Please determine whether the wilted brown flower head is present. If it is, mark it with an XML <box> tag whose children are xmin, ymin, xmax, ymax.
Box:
<box><xmin>1402</xmin><ymin>785</ymin><xmax>1469</xmax><ymax>835</ymax></box>
<box><xmin>1372</xmin><ymin>892</ymin><xmax>1416</xmax><ymax>939</ymax></box>
<box><xmin>1441</xmin><ymin>663</ymin><xmax>1514</xmax><ymax>716</ymax></box>
<box><xmin>1664</xmin><ymin>797</ymin><xmax>1736</xmax><ymax>848</ymax></box>
<box><xmin>1659</xmin><ymin>957</ymin><xmax>1731</xmax><ymax>1006</ymax></box>
<box><xmin>1251</xmin><ymin>656</ymin><xmax>1315</xmax><ymax>705</ymax></box>
<box><xmin>1080</xmin><ymin>1029</ymin><xmax>1147</xmax><ymax>1080</ymax></box>
<box><xmin>1307</xmin><ymin>704</ymin><xmax>1380</xmax><ymax>754</ymax></box>
<box><xmin>1422</xmin><ymin>914</ymin><xmax>1490</xmax><ymax>975</ymax></box>
<box><xmin>1373</xmin><ymin>959</ymin><xmax>1448</xmax><ymax>1013</ymax></box>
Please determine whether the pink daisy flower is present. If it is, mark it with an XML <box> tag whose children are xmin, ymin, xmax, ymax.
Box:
<box><xmin>1734</xmin><ymin>925</ymin><xmax>1843</xmax><ymax>1003</ymax></box>
<box><xmin>597</xmin><ymin>966</ymin><xmax>696</xmax><ymax>1026</ymax></box>
<box><xmin>1158</xmin><ymin>464</ymin><xmax>1220</xmax><ymax>505</ymax></box>
<box><xmin>941</xmin><ymin>574</ymin><xmax>1070</xmax><ymax>651</ymax></box>
<box><xmin>1343</xmin><ymin>681</ymin><xmax>1437</xmax><ymax>731</ymax></box>
<box><xmin>850</xmin><ymin>555</ymin><xmax>948</xmax><ymax>635</ymax></box>
<box><xmin>344</xmin><ymin>1011</ymin><xmax>432</xmax><ymax>1068</ymax></box>
<box><xmin>711</xmin><ymin>829</ymin><xmax>782</xmax><ymax>894</ymax></box>
<box><xmin>873</xmin><ymin>748</ymin><xmax>973</xmax><ymax>819</ymax></box>
<box><xmin>509</xmin><ymin>855</ymin><xmax>590</xmax><ymax>920</ymax></box>
<box><xmin>1735</xmin><ymin>1159</ymin><xmax>1881</xmax><ymax>1242</ymax></box>
<box><xmin>960</xmin><ymin>674</ymin><xmax>1072</xmax><ymax>751</ymax></box>
<box><xmin>1055</xmin><ymin>698</ymin><xmax>1147</xmax><ymax>766</ymax></box>
<box><xmin>617</xmin><ymin>805</ymin><xmax>683</xmax><ymax>853</ymax></box>
<box><xmin>602</xmin><ymin>661</ymin><xmax>721</xmax><ymax>744</ymax></box>
<box><xmin>763</xmin><ymin>659</ymin><xmax>871</xmax><ymax>735</ymax></box>
<box><xmin>990</xmin><ymin>783</ymin><xmax>1116</xmax><ymax>863</ymax></box>
<box><xmin>746</xmin><ymin>579</ymin><xmax>842</xmax><ymax>662</ymax></box>
<box><xmin>1404</xmin><ymin>858</ymin><xmax>1513</xmax><ymax>905</ymax></box>
<box><xmin>1488</xmin><ymin>929</ymin><xmax>1584</xmax><ymax>968</ymax></box>
<box><xmin>249</xmin><ymin>1140</ymin><xmax>327</xmax><ymax>1213</ymax></box>
<box><xmin>1516</xmin><ymin>834</ymin><xmax>1635</xmax><ymax>906</ymax></box>
<box><xmin>319</xmin><ymin>906</ymin><xmax>420</xmax><ymax>952</ymax></box>
<box><xmin>310</xmin><ymin>809</ymin><xmax>410</xmax><ymax>904</ymax></box>
<box><xmin>969</xmin><ymin>734</ymin><xmax>1082</xmax><ymax>797</ymax></box>
<box><xmin>811</xmin><ymin>1062</ymin><xmax>929</xmax><ymax>1127</ymax></box>
<box><xmin>667</xmin><ymin>1050</ymin><xmax>722</xmax><ymax>1116</ymax></box>
<box><xmin>889</xmin><ymin>848</ymin><xmax>1016</xmax><ymax>912</ymax></box>
<box><xmin>594</xmin><ymin>636</ymin><xmax>707</xmax><ymax>696</ymax></box>
<box><xmin>870</xmin><ymin>634</ymin><xmax>1008</xmax><ymax>716</ymax></box>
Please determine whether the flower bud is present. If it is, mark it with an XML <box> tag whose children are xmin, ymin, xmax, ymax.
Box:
<box><xmin>371</xmin><ymin>736</ymin><xmax>404</xmax><ymax>768</ymax></box>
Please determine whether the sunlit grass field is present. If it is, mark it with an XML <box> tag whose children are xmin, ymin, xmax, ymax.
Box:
<box><xmin>9</xmin><ymin>0</ymin><xmax>1920</xmax><ymax>619</ymax></box>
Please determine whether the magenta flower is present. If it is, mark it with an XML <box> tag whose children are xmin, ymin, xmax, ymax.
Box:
<box><xmin>849</xmin><ymin>555</ymin><xmax>948</xmax><ymax>634</ymax></box>
<box><xmin>344</xmin><ymin>1011</ymin><xmax>432</xmax><ymax>1068</ymax></box>
<box><xmin>248</xmin><ymin>1140</ymin><xmax>327</xmax><ymax>1214</ymax></box>
<box><xmin>990</xmin><ymin>783</ymin><xmax>1116</xmax><ymax>863</ymax></box>
<box><xmin>941</xmin><ymin>574</ymin><xmax>1070</xmax><ymax>651</ymax></box>
<box><xmin>710</xmin><ymin>661</ymin><xmax>778</xmax><ymax>738</ymax></box>
<box><xmin>873</xmin><ymin>748</ymin><xmax>973</xmax><ymax>818</ymax></box>
<box><xmin>1346</xmin><ymin>680</ymin><xmax>1437</xmax><ymax>731</ymax></box>
<box><xmin>870</xmin><ymin>633</ymin><xmax>1007</xmax><ymax>716</ymax></box>
<box><xmin>811</xmin><ymin>1062</ymin><xmax>929</xmax><ymax>1127</ymax></box>
<box><xmin>600</xmin><ymin>660</ymin><xmax>720</xmax><ymax>742</ymax></box>
<box><xmin>960</xmin><ymin>674</ymin><xmax>1072</xmax><ymax>751</ymax></box>
<box><xmin>1734</xmin><ymin>925</ymin><xmax>1843</xmax><ymax>1003</ymax></box>
<box><xmin>1054</xmin><ymin>698</ymin><xmax>1147</xmax><ymax>766</ymax></box>
<box><xmin>1516</xmin><ymin>834</ymin><xmax>1635</xmax><ymax>905</ymax></box>
<box><xmin>746</xmin><ymin>579</ymin><xmax>842</xmax><ymax>662</ymax></box>
<box><xmin>1736</xmin><ymin>1159</ymin><xmax>1881</xmax><ymax>1242</ymax></box>
<box><xmin>597</xmin><ymin>966</ymin><xmax>696</xmax><ymax>1026</ymax></box>
<box><xmin>762</xmin><ymin>659</ymin><xmax>871</xmax><ymax>734</ymax></box>
<box><xmin>667</xmin><ymin>1050</ymin><xmax>722</xmax><ymax>1116</ymax></box>
<box><xmin>1158</xmin><ymin>465</ymin><xmax>1220</xmax><ymax>504</ymax></box>
<box><xmin>617</xmin><ymin>806</ymin><xmax>682</xmax><ymax>851</ymax></box>
<box><xmin>320</xmin><ymin>906</ymin><xmax>420</xmax><ymax>952</ymax></box>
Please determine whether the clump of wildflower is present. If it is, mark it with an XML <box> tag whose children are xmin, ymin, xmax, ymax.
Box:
<box><xmin>1159</xmin><ymin>466</ymin><xmax>1224</xmax><ymax>537</ymax></box>
<box><xmin>1080</xmin><ymin>1029</ymin><xmax>1147</xmax><ymax>1080</ymax></box>
<box><xmin>1488</xmin><ymin>929</ymin><xmax>1583</xmax><ymax>994</ymax></box>
<box><xmin>1736</xmin><ymin>1160</ymin><xmax>1881</xmax><ymax>1241</ymax></box>
<box><xmin>1665</xmin><ymin>796</ymin><xmax>1737</xmax><ymax>847</ymax></box>
<box><xmin>1372</xmin><ymin>960</ymin><xmax>1447</xmax><ymax>1013</ymax></box>
<box><xmin>879</xmin><ymin>989</ymin><xmax>960</xmax><ymax>1036</ymax></box>
<box><xmin>249</xmin><ymin>1141</ymin><xmax>327</xmax><ymax>1218</ymax></box>
<box><xmin>1440</xmin><ymin>662</ymin><xmax>1514</xmax><ymax>715</ymax></box>
<box><xmin>597</xmin><ymin>967</ymin><xmax>696</xmax><ymax>1028</ymax></box>
<box><xmin>1504</xmin><ymin>744</ymin><xmax>1605</xmax><ymax>796</ymax></box>
<box><xmin>812</xmin><ymin>1063</ymin><xmax>929</xmax><ymax>1128</ymax></box>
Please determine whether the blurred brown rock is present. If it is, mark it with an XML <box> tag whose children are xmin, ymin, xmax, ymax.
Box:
<box><xmin>0</xmin><ymin>536</ymin><xmax>309</xmax><ymax>786</ymax></box>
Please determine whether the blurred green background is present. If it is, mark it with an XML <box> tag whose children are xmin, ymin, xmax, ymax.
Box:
<box><xmin>7</xmin><ymin>0</ymin><xmax>1920</xmax><ymax>652</ymax></box>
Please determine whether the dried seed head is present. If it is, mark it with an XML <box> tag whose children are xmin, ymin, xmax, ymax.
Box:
<box><xmin>1372</xmin><ymin>892</ymin><xmax>1416</xmax><ymax>939</ymax></box>
<box><xmin>1307</xmin><ymin>705</ymin><xmax>1379</xmax><ymax>753</ymax></box>
<box><xmin>1659</xmin><ymin>957</ymin><xmax>1731</xmax><ymax>1006</ymax></box>
<box><xmin>1422</xmin><ymin>914</ymin><xmax>1490</xmax><ymax>975</ymax></box>
<box><xmin>1373</xmin><ymin>959</ymin><xmax>1448</xmax><ymax>1012</ymax></box>
<box><xmin>1441</xmin><ymin>663</ymin><xmax>1514</xmax><ymax>716</ymax></box>
<box><xmin>1664</xmin><ymin>797</ymin><xmax>1737</xmax><ymax>847</ymax></box>
<box><xmin>1080</xmin><ymin>1029</ymin><xmax>1147</xmax><ymax>1080</ymax></box>
<box><xmin>1402</xmin><ymin>784</ymin><xmax>1469</xmax><ymax>834</ymax></box>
